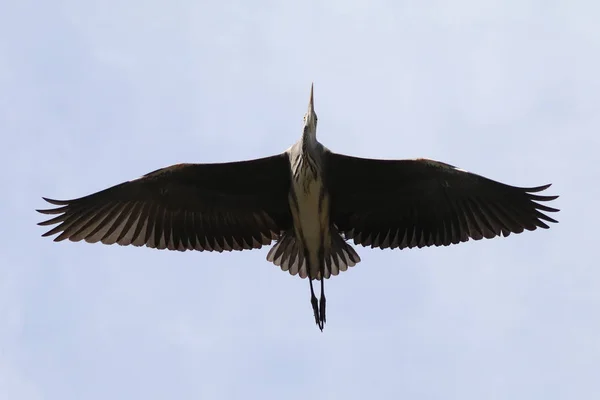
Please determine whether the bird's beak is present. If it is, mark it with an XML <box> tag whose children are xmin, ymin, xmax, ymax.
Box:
<box><xmin>308</xmin><ymin>83</ymin><xmax>315</xmax><ymax>115</ymax></box>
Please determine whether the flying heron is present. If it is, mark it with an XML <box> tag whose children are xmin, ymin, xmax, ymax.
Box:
<box><xmin>37</xmin><ymin>84</ymin><xmax>559</xmax><ymax>331</ymax></box>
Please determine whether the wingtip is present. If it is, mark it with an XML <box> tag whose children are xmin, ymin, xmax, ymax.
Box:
<box><xmin>526</xmin><ymin>183</ymin><xmax>554</xmax><ymax>193</ymax></box>
<box><xmin>36</xmin><ymin>208</ymin><xmax>56</xmax><ymax>215</ymax></box>
<box><xmin>526</xmin><ymin>184</ymin><xmax>559</xmax><ymax>204</ymax></box>
<box><xmin>41</xmin><ymin>197</ymin><xmax>70</xmax><ymax>206</ymax></box>
<box><xmin>37</xmin><ymin>204</ymin><xmax>71</xmax><ymax>215</ymax></box>
<box><xmin>41</xmin><ymin>229</ymin><xmax>56</xmax><ymax>237</ymax></box>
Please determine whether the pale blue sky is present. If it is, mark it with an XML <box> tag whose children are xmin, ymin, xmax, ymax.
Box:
<box><xmin>1</xmin><ymin>1</ymin><xmax>599</xmax><ymax>399</ymax></box>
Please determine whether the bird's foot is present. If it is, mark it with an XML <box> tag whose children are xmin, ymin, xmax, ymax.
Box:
<box><xmin>319</xmin><ymin>294</ymin><xmax>326</xmax><ymax>327</ymax></box>
<box><xmin>311</xmin><ymin>293</ymin><xmax>320</xmax><ymax>327</ymax></box>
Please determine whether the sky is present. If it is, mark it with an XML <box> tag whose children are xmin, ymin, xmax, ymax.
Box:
<box><xmin>1</xmin><ymin>0</ymin><xmax>599</xmax><ymax>399</ymax></box>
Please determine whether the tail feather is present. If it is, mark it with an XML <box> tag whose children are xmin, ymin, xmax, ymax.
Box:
<box><xmin>267</xmin><ymin>232</ymin><xmax>361</xmax><ymax>280</ymax></box>
<box><xmin>323</xmin><ymin>234</ymin><xmax>360</xmax><ymax>278</ymax></box>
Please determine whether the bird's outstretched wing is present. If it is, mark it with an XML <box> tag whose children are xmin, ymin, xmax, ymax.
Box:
<box><xmin>37</xmin><ymin>154</ymin><xmax>293</xmax><ymax>252</ymax></box>
<box><xmin>326</xmin><ymin>153</ymin><xmax>559</xmax><ymax>249</ymax></box>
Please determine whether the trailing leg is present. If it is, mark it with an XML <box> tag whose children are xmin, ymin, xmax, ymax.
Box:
<box><xmin>308</xmin><ymin>278</ymin><xmax>322</xmax><ymax>330</ymax></box>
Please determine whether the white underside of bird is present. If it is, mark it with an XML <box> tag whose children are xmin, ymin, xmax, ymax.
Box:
<box><xmin>290</xmin><ymin>172</ymin><xmax>331</xmax><ymax>280</ymax></box>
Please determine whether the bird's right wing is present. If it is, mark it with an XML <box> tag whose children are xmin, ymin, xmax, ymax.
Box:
<box><xmin>326</xmin><ymin>153</ymin><xmax>559</xmax><ymax>249</ymax></box>
<box><xmin>37</xmin><ymin>154</ymin><xmax>293</xmax><ymax>252</ymax></box>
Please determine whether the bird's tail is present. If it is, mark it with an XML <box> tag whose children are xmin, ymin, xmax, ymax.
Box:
<box><xmin>267</xmin><ymin>232</ymin><xmax>361</xmax><ymax>279</ymax></box>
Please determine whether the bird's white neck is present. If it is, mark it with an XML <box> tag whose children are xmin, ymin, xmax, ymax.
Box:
<box><xmin>302</xmin><ymin>127</ymin><xmax>318</xmax><ymax>151</ymax></box>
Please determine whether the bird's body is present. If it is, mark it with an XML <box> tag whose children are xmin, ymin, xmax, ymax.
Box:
<box><xmin>289</xmin><ymin>150</ymin><xmax>330</xmax><ymax>280</ymax></box>
<box><xmin>285</xmin><ymin>88</ymin><xmax>337</xmax><ymax>327</ymax></box>
<box><xmin>288</xmin><ymin>147</ymin><xmax>331</xmax><ymax>327</ymax></box>
<box><xmin>37</xmin><ymin>84</ymin><xmax>559</xmax><ymax>330</ymax></box>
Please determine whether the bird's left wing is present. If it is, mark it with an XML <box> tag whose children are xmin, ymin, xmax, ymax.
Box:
<box><xmin>326</xmin><ymin>152</ymin><xmax>559</xmax><ymax>249</ymax></box>
<box><xmin>37</xmin><ymin>154</ymin><xmax>293</xmax><ymax>252</ymax></box>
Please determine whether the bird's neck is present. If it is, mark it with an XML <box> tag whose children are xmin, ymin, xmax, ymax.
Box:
<box><xmin>302</xmin><ymin>129</ymin><xmax>318</xmax><ymax>152</ymax></box>
<box><xmin>290</xmin><ymin>129</ymin><xmax>321</xmax><ymax>182</ymax></box>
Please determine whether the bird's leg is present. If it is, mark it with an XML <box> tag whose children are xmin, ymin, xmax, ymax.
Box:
<box><xmin>319</xmin><ymin>277</ymin><xmax>326</xmax><ymax>326</ymax></box>
<box><xmin>309</xmin><ymin>278</ymin><xmax>321</xmax><ymax>329</ymax></box>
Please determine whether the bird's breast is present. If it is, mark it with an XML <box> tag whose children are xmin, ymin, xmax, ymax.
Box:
<box><xmin>290</xmin><ymin>172</ymin><xmax>331</xmax><ymax>265</ymax></box>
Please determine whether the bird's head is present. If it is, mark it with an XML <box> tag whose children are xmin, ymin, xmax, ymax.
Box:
<box><xmin>303</xmin><ymin>83</ymin><xmax>318</xmax><ymax>138</ymax></box>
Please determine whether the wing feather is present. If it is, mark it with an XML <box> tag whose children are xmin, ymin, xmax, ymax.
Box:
<box><xmin>327</xmin><ymin>153</ymin><xmax>559</xmax><ymax>250</ymax></box>
<box><xmin>38</xmin><ymin>154</ymin><xmax>293</xmax><ymax>252</ymax></box>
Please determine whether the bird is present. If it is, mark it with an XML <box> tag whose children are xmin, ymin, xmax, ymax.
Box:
<box><xmin>37</xmin><ymin>84</ymin><xmax>559</xmax><ymax>331</ymax></box>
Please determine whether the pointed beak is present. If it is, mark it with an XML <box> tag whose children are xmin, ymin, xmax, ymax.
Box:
<box><xmin>308</xmin><ymin>83</ymin><xmax>315</xmax><ymax>114</ymax></box>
